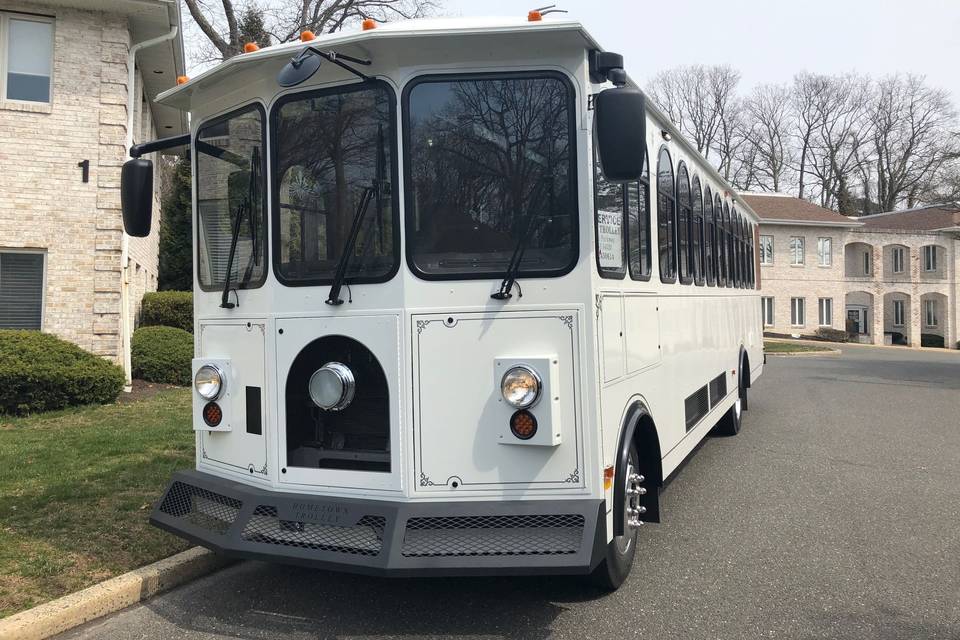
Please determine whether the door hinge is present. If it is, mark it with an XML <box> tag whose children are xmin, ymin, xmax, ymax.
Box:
<box><xmin>587</xmin><ymin>94</ymin><xmax>595</xmax><ymax>111</ymax></box>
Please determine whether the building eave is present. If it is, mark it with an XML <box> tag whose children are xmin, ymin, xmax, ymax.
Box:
<box><xmin>757</xmin><ymin>218</ymin><xmax>862</xmax><ymax>228</ymax></box>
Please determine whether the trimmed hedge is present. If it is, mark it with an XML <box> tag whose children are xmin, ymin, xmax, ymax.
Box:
<box><xmin>814</xmin><ymin>327</ymin><xmax>849</xmax><ymax>343</ymax></box>
<box><xmin>132</xmin><ymin>326</ymin><xmax>194</xmax><ymax>386</ymax></box>
<box><xmin>140</xmin><ymin>291</ymin><xmax>193</xmax><ymax>334</ymax></box>
<box><xmin>0</xmin><ymin>330</ymin><xmax>125</xmax><ymax>415</ymax></box>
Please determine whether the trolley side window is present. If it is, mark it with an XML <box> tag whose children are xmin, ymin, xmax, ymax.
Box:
<box><xmin>715</xmin><ymin>193</ymin><xmax>725</xmax><ymax>286</ymax></box>
<box><xmin>704</xmin><ymin>186</ymin><xmax>715</xmax><ymax>286</ymax></box>
<box><xmin>691</xmin><ymin>176</ymin><xmax>704</xmax><ymax>286</ymax></box>
<box><xmin>627</xmin><ymin>150</ymin><xmax>651</xmax><ymax>281</ymax></box>
<box><xmin>594</xmin><ymin>147</ymin><xmax>625</xmax><ymax>278</ymax></box>
<box><xmin>656</xmin><ymin>147</ymin><xmax>676</xmax><ymax>283</ymax></box>
<box><xmin>404</xmin><ymin>72</ymin><xmax>578</xmax><ymax>280</ymax></box>
<box><xmin>676</xmin><ymin>162</ymin><xmax>692</xmax><ymax>285</ymax></box>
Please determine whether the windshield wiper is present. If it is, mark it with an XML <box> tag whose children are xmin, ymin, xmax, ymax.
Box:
<box><xmin>221</xmin><ymin>147</ymin><xmax>261</xmax><ymax>309</ymax></box>
<box><xmin>491</xmin><ymin>185</ymin><xmax>546</xmax><ymax>301</ymax></box>
<box><xmin>220</xmin><ymin>198</ymin><xmax>248</xmax><ymax>309</ymax></box>
<box><xmin>325</xmin><ymin>186</ymin><xmax>376</xmax><ymax>305</ymax></box>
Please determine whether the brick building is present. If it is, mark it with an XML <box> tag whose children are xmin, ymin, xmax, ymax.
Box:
<box><xmin>744</xmin><ymin>193</ymin><xmax>959</xmax><ymax>350</ymax></box>
<box><xmin>0</xmin><ymin>0</ymin><xmax>185</xmax><ymax>372</ymax></box>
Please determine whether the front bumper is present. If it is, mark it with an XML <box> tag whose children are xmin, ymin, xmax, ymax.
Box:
<box><xmin>151</xmin><ymin>470</ymin><xmax>606</xmax><ymax>577</ymax></box>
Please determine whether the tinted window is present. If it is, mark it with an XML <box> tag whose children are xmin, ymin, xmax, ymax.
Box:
<box><xmin>723</xmin><ymin>202</ymin><xmax>732</xmax><ymax>287</ymax></box>
<box><xmin>594</xmin><ymin>147</ymin><xmax>625</xmax><ymax>278</ymax></box>
<box><xmin>704</xmin><ymin>187</ymin><xmax>715</xmax><ymax>286</ymax></box>
<box><xmin>714</xmin><ymin>193</ymin><xmax>725</xmax><ymax>286</ymax></box>
<box><xmin>656</xmin><ymin>147</ymin><xmax>676</xmax><ymax>283</ymax></box>
<box><xmin>627</xmin><ymin>152</ymin><xmax>651</xmax><ymax>280</ymax></box>
<box><xmin>0</xmin><ymin>252</ymin><xmax>44</xmax><ymax>329</ymax></box>
<box><xmin>676</xmin><ymin>162</ymin><xmax>691</xmax><ymax>284</ymax></box>
<box><xmin>196</xmin><ymin>104</ymin><xmax>267</xmax><ymax>291</ymax></box>
<box><xmin>691</xmin><ymin>176</ymin><xmax>704</xmax><ymax>285</ymax></box>
<box><xmin>273</xmin><ymin>82</ymin><xmax>397</xmax><ymax>285</ymax></box>
<box><xmin>6</xmin><ymin>18</ymin><xmax>52</xmax><ymax>102</ymax></box>
<box><xmin>405</xmin><ymin>74</ymin><xmax>576</xmax><ymax>279</ymax></box>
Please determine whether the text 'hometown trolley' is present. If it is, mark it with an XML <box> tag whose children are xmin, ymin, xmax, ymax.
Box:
<box><xmin>121</xmin><ymin>11</ymin><xmax>763</xmax><ymax>590</ymax></box>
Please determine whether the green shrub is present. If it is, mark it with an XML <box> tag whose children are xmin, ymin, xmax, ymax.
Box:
<box><xmin>0</xmin><ymin>330</ymin><xmax>125</xmax><ymax>415</ymax></box>
<box><xmin>131</xmin><ymin>326</ymin><xmax>194</xmax><ymax>386</ymax></box>
<box><xmin>814</xmin><ymin>327</ymin><xmax>848</xmax><ymax>343</ymax></box>
<box><xmin>140</xmin><ymin>291</ymin><xmax>193</xmax><ymax>333</ymax></box>
<box><xmin>921</xmin><ymin>333</ymin><xmax>945</xmax><ymax>348</ymax></box>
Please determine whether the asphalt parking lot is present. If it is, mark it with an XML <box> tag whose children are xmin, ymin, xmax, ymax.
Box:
<box><xmin>62</xmin><ymin>344</ymin><xmax>960</xmax><ymax>639</ymax></box>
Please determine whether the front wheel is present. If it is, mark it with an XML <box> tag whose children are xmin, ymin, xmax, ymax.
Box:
<box><xmin>590</xmin><ymin>443</ymin><xmax>642</xmax><ymax>591</ymax></box>
<box><xmin>712</xmin><ymin>372</ymin><xmax>744</xmax><ymax>436</ymax></box>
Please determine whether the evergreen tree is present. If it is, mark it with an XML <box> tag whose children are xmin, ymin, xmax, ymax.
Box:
<box><xmin>158</xmin><ymin>156</ymin><xmax>193</xmax><ymax>291</ymax></box>
<box><xmin>239</xmin><ymin>6</ymin><xmax>272</xmax><ymax>49</ymax></box>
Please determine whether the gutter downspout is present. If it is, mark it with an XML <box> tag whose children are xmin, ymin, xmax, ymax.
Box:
<box><xmin>121</xmin><ymin>25</ymin><xmax>179</xmax><ymax>392</ymax></box>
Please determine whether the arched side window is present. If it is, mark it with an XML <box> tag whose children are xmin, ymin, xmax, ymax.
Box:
<box><xmin>627</xmin><ymin>149</ymin><xmax>651</xmax><ymax>280</ymax></box>
<box><xmin>656</xmin><ymin>147</ymin><xmax>676</xmax><ymax>283</ymax></box>
<box><xmin>736</xmin><ymin>210</ymin><xmax>745</xmax><ymax>288</ymax></box>
<box><xmin>593</xmin><ymin>145</ymin><xmax>625</xmax><ymax>279</ymax></box>
<box><xmin>749</xmin><ymin>221</ymin><xmax>756</xmax><ymax>288</ymax></box>
<box><xmin>703</xmin><ymin>186</ymin><xmax>715</xmax><ymax>286</ymax></box>
<box><xmin>714</xmin><ymin>193</ymin><xmax>725</xmax><ymax>287</ymax></box>
<box><xmin>723</xmin><ymin>201</ymin><xmax>733</xmax><ymax>288</ymax></box>
<box><xmin>732</xmin><ymin>208</ymin><xmax>741</xmax><ymax>288</ymax></box>
<box><xmin>691</xmin><ymin>176</ymin><xmax>704</xmax><ymax>286</ymax></box>
<box><xmin>676</xmin><ymin>162</ymin><xmax>692</xmax><ymax>285</ymax></box>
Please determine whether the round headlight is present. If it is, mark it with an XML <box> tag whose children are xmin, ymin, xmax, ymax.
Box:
<box><xmin>501</xmin><ymin>365</ymin><xmax>542</xmax><ymax>409</ymax></box>
<box><xmin>194</xmin><ymin>365</ymin><xmax>224</xmax><ymax>400</ymax></box>
<box><xmin>309</xmin><ymin>362</ymin><xmax>355</xmax><ymax>411</ymax></box>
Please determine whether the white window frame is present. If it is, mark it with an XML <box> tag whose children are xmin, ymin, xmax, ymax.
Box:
<box><xmin>0</xmin><ymin>12</ymin><xmax>55</xmax><ymax>105</ymax></box>
<box><xmin>923</xmin><ymin>245</ymin><xmax>937</xmax><ymax>272</ymax></box>
<box><xmin>817</xmin><ymin>237</ymin><xmax>832</xmax><ymax>267</ymax></box>
<box><xmin>791</xmin><ymin>297</ymin><xmax>805</xmax><ymax>327</ymax></box>
<box><xmin>924</xmin><ymin>299</ymin><xmax>938</xmax><ymax>327</ymax></box>
<box><xmin>789</xmin><ymin>236</ymin><xmax>804</xmax><ymax>266</ymax></box>
<box><xmin>761</xmin><ymin>296</ymin><xmax>774</xmax><ymax>327</ymax></box>
<box><xmin>892</xmin><ymin>247</ymin><xmax>904</xmax><ymax>274</ymax></box>
<box><xmin>759</xmin><ymin>235</ymin><xmax>773</xmax><ymax>266</ymax></box>
<box><xmin>0</xmin><ymin>247</ymin><xmax>47</xmax><ymax>330</ymax></box>
<box><xmin>818</xmin><ymin>297</ymin><xmax>832</xmax><ymax>327</ymax></box>
<box><xmin>893</xmin><ymin>299</ymin><xmax>904</xmax><ymax>327</ymax></box>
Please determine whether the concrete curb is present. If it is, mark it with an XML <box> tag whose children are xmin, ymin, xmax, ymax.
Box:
<box><xmin>766</xmin><ymin>347</ymin><xmax>842</xmax><ymax>357</ymax></box>
<box><xmin>0</xmin><ymin>547</ymin><xmax>232</xmax><ymax>640</ymax></box>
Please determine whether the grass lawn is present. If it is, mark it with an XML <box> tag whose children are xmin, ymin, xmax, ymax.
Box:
<box><xmin>764</xmin><ymin>340</ymin><xmax>833</xmax><ymax>353</ymax></box>
<box><xmin>0</xmin><ymin>388</ymin><xmax>194</xmax><ymax>618</ymax></box>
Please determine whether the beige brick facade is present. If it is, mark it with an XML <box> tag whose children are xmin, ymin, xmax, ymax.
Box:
<box><xmin>0</xmin><ymin>1</ymin><xmax>179</xmax><ymax>362</ymax></box>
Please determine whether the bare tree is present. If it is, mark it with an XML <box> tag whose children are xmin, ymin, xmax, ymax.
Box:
<box><xmin>868</xmin><ymin>74</ymin><xmax>959</xmax><ymax>212</ymax></box>
<box><xmin>790</xmin><ymin>72</ymin><xmax>829</xmax><ymax>198</ymax></box>
<box><xmin>183</xmin><ymin>0</ymin><xmax>438</xmax><ymax>61</ymax></box>
<box><xmin>740</xmin><ymin>83</ymin><xmax>794</xmax><ymax>192</ymax></box>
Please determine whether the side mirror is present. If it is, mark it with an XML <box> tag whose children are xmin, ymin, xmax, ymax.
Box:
<box><xmin>594</xmin><ymin>87</ymin><xmax>646</xmax><ymax>182</ymax></box>
<box><xmin>121</xmin><ymin>158</ymin><xmax>154</xmax><ymax>237</ymax></box>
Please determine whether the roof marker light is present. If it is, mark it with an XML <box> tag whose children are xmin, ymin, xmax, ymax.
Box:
<box><xmin>300</xmin><ymin>30</ymin><xmax>315</xmax><ymax>41</ymax></box>
<box><xmin>528</xmin><ymin>5</ymin><xmax>567</xmax><ymax>21</ymax></box>
<box><xmin>362</xmin><ymin>19</ymin><xmax>376</xmax><ymax>30</ymax></box>
<box><xmin>176</xmin><ymin>75</ymin><xmax>189</xmax><ymax>85</ymax></box>
<box><xmin>243</xmin><ymin>42</ymin><xmax>260</xmax><ymax>53</ymax></box>
<box><xmin>527</xmin><ymin>10</ymin><xmax>542</xmax><ymax>21</ymax></box>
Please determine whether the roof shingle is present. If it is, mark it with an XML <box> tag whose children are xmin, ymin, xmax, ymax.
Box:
<box><xmin>858</xmin><ymin>205</ymin><xmax>960</xmax><ymax>231</ymax></box>
<box><xmin>741</xmin><ymin>193</ymin><xmax>854</xmax><ymax>225</ymax></box>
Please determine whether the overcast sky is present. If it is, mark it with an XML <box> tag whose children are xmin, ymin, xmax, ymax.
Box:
<box><xmin>444</xmin><ymin>0</ymin><xmax>960</xmax><ymax>104</ymax></box>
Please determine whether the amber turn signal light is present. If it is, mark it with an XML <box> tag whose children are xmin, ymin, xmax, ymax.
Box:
<box><xmin>202</xmin><ymin>402</ymin><xmax>223</xmax><ymax>427</ymax></box>
<box><xmin>510</xmin><ymin>410</ymin><xmax>537</xmax><ymax>440</ymax></box>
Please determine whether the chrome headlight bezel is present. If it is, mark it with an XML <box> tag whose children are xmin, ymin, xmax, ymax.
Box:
<box><xmin>194</xmin><ymin>364</ymin><xmax>224</xmax><ymax>401</ymax></box>
<box><xmin>500</xmin><ymin>365</ymin><xmax>542</xmax><ymax>409</ymax></box>
<box><xmin>309</xmin><ymin>362</ymin><xmax>356</xmax><ymax>411</ymax></box>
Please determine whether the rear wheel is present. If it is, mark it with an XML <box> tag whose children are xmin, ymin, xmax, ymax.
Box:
<box><xmin>713</xmin><ymin>369</ymin><xmax>745</xmax><ymax>436</ymax></box>
<box><xmin>590</xmin><ymin>443</ymin><xmax>642</xmax><ymax>591</ymax></box>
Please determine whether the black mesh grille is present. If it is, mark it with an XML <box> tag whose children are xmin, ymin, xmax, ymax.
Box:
<box><xmin>685</xmin><ymin>385</ymin><xmax>709</xmax><ymax>431</ymax></box>
<box><xmin>401</xmin><ymin>514</ymin><xmax>584</xmax><ymax>557</ymax></box>
<box><xmin>709</xmin><ymin>373</ymin><xmax>728</xmax><ymax>408</ymax></box>
<box><xmin>158</xmin><ymin>481</ymin><xmax>242</xmax><ymax>535</ymax></box>
<box><xmin>241</xmin><ymin>505</ymin><xmax>386</xmax><ymax>556</ymax></box>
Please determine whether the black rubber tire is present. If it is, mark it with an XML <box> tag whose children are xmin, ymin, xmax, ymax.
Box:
<box><xmin>712</xmin><ymin>369</ymin><xmax>745</xmax><ymax>437</ymax></box>
<box><xmin>590</xmin><ymin>444</ymin><xmax>640</xmax><ymax>591</ymax></box>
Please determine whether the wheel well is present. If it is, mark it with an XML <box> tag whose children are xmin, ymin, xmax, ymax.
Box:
<box><xmin>613</xmin><ymin>403</ymin><xmax>663</xmax><ymax>535</ymax></box>
<box><xmin>631</xmin><ymin>412</ymin><xmax>663</xmax><ymax>487</ymax></box>
<box><xmin>741</xmin><ymin>348</ymin><xmax>751</xmax><ymax>388</ymax></box>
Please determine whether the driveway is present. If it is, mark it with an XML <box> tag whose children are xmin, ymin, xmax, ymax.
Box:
<box><xmin>61</xmin><ymin>344</ymin><xmax>960</xmax><ymax>639</ymax></box>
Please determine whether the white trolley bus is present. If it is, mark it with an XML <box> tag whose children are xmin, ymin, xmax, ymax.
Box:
<box><xmin>122</xmin><ymin>13</ymin><xmax>763</xmax><ymax>589</ymax></box>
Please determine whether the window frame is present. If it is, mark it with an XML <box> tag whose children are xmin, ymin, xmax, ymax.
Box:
<box><xmin>817</xmin><ymin>236</ymin><xmax>833</xmax><ymax>267</ymax></box>
<box><xmin>759</xmin><ymin>235</ymin><xmax>773</xmax><ymax>266</ymax></box>
<box><xmin>924</xmin><ymin>299</ymin><xmax>938</xmax><ymax>327</ymax></box>
<box><xmin>401</xmin><ymin>70</ymin><xmax>579</xmax><ymax>283</ymax></box>
<box><xmin>893</xmin><ymin>299</ymin><xmax>904</xmax><ymax>327</ymax></box>
<box><xmin>761</xmin><ymin>296</ymin><xmax>774</xmax><ymax>327</ymax></box>
<box><xmin>892</xmin><ymin>247</ymin><xmax>904</xmax><ymax>274</ymax></box>
<box><xmin>818</xmin><ymin>297</ymin><xmax>832</xmax><ymax>327</ymax></box>
<box><xmin>627</xmin><ymin>152</ymin><xmax>652</xmax><ymax>282</ymax></box>
<box><xmin>715</xmin><ymin>194</ymin><xmax>725</xmax><ymax>287</ymax></box>
<box><xmin>791</xmin><ymin>296</ymin><xmax>805</xmax><ymax>327</ymax></box>
<box><xmin>723</xmin><ymin>202</ymin><xmax>733</xmax><ymax>287</ymax></box>
<box><xmin>789</xmin><ymin>236</ymin><xmax>805</xmax><ymax>266</ymax></box>
<box><xmin>675</xmin><ymin>161</ymin><xmax>693</xmax><ymax>285</ymax></box>
<box><xmin>0</xmin><ymin>12</ymin><xmax>55</xmax><ymax>105</ymax></box>
<box><xmin>863</xmin><ymin>250</ymin><xmax>871</xmax><ymax>275</ymax></box>
<box><xmin>733</xmin><ymin>209</ymin><xmax>743</xmax><ymax>288</ymax></box>
<box><xmin>593</xmin><ymin>144</ymin><xmax>626</xmax><ymax>280</ymax></box>
<box><xmin>656</xmin><ymin>146</ymin><xmax>677</xmax><ymax>284</ymax></box>
<box><xmin>703</xmin><ymin>186</ymin><xmax>715</xmax><ymax>286</ymax></box>
<box><xmin>690</xmin><ymin>176</ymin><xmax>704</xmax><ymax>286</ymax></box>
<box><xmin>0</xmin><ymin>248</ymin><xmax>46</xmax><ymax>330</ymax></box>
<box><xmin>923</xmin><ymin>245</ymin><xmax>938</xmax><ymax>272</ymax></box>
<box><xmin>197</xmin><ymin>100</ymin><xmax>269</xmax><ymax>293</ymax></box>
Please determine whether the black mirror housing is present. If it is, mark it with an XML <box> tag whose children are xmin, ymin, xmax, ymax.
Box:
<box><xmin>121</xmin><ymin>158</ymin><xmax>154</xmax><ymax>237</ymax></box>
<box><xmin>595</xmin><ymin>87</ymin><xmax>646</xmax><ymax>182</ymax></box>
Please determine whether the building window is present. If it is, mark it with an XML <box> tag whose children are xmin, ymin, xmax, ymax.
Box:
<box><xmin>791</xmin><ymin>297</ymin><xmax>805</xmax><ymax>326</ymax></box>
<box><xmin>892</xmin><ymin>247</ymin><xmax>904</xmax><ymax>274</ymax></box>
<box><xmin>923</xmin><ymin>245</ymin><xmax>938</xmax><ymax>272</ymax></box>
<box><xmin>790</xmin><ymin>236</ymin><xmax>804</xmax><ymax>265</ymax></box>
<box><xmin>863</xmin><ymin>251</ymin><xmax>871</xmax><ymax>275</ymax></box>
<box><xmin>761</xmin><ymin>297</ymin><xmax>774</xmax><ymax>327</ymax></box>
<box><xmin>817</xmin><ymin>237</ymin><xmax>832</xmax><ymax>266</ymax></box>
<box><xmin>893</xmin><ymin>299</ymin><xmax>904</xmax><ymax>327</ymax></box>
<box><xmin>924</xmin><ymin>299</ymin><xmax>938</xmax><ymax>327</ymax></box>
<box><xmin>0</xmin><ymin>250</ymin><xmax>45</xmax><ymax>329</ymax></box>
<box><xmin>818</xmin><ymin>298</ymin><xmax>832</xmax><ymax>326</ymax></box>
<box><xmin>1</xmin><ymin>13</ymin><xmax>54</xmax><ymax>103</ymax></box>
<box><xmin>759</xmin><ymin>234</ymin><xmax>773</xmax><ymax>265</ymax></box>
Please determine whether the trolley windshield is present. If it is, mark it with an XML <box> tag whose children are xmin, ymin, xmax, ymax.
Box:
<box><xmin>272</xmin><ymin>81</ymin><xmax>397</xmax><ymax>285</ymax></box>
<box><xmin>404</xmin><ymin>73</ymin><xmax>578</xmax><ymax>279</ymax></box>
